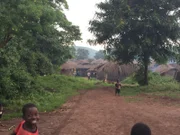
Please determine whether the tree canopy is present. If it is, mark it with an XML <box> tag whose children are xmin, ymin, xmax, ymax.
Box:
<box><xmin>76</xmin><ymin>48</ymin><xmax>89</xmax><ymax>60</ymax></box>
<box><xmin>0</xmin><ymin>0</ymin><xmax>81</xmax><ymax>98</ymax></box>
<box><xmin>94</xmin><ymin>50</ymin><xmax>105</xmax><ymax>59</ymax></box>
<box><xmin>89</xmin><ymin>0</ymin><xmax>180</xmax><ymax>85</ymax></box>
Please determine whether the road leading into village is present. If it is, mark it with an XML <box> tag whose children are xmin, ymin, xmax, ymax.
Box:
<box><xmin>1</xmin><ymin>87</ymin><xmax>180</xmax><ymax>135</ymax></box>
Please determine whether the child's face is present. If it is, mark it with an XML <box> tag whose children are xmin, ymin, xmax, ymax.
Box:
<box><xmin>23</xmin><ymin>107</ymin><xmax>39</xmax><ymax>126</ymax></box>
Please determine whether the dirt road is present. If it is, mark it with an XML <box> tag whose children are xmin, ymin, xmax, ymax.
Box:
<box><xmin>1</xmin><ymin>87</ymin><xmax>180</xmax><ymax>135</ymax></box>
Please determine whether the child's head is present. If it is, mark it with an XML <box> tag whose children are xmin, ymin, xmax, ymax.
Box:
<box><xmin>22</xmin><ymin>103</ymin><xmax>39</xmax><ymax>126</ymax></box>
<box><xmin>117</xmin><ymin>79</ymin><xmax>120</xmax><ymax>83</ymax></box>
<box><xmin>131</xmin><ymin>122</ymin><xmax>151</xmax><ymax>135</ymax></box>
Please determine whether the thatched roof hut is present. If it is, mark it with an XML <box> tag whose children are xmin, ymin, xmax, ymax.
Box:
<box><xmin>96</xmin><ymin>61</ymin><xmax>137</xmax><ymax>81</ymax></box>
<box><xmin>169</xmin><ymin>64</ymin><xmax>180</xmax><ymax>81</ymax></box>
<box><xmin>169</xmin><ymin>63</ymin><xmax>180</xmax><ymax>70</ymax></box>
<box><xmin>61</xmin><ymin>61</ymin><xmax>77</xmax><ymax>70</ymax></box>
<box><xmin>91</xmin><ymin>59</ymin><xmax>107</xmax><ymax>65</ymax></box>
<box><xmin>154</xmin><ymin>64</ymin><xmax>177</xmax><ymax>76</ymax></box>
<box><xmin>153</xmin><ymin>64</ymin><xmax>180</xmax><ymax>82</ymax></box>
<box><xmin>61</xmin><ymin>61</ymin><xmax>77</xmax><ymax>75</ymax></box>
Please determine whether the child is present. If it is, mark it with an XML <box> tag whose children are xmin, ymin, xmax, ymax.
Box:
<box><xmin>0</xmin><ymin>103</ymin><xmax>3</xmax><ymax>119</ymax></box>
<box><xmin>0</xmin><ymin>103</ymin><xmax>3</xmax><ymax>126</ymax></box>
<box><xmin>115</xmin><ymin>79</ymin><xmax>121</xmax><ymax>96</ymax></box>
<box><xmin>11</xmin><ymin>103</ymin><xmax>39</xmax><ymax>135</ymax></box>
<box><xmin>87</xmin><ymin>72</ymin><xmax>91</xmax><ymax>80</ymax></box>
<box><xmin>131</xmin><ymin>122</ymin><xmax>151</xmax><ymax>135</ymax></box>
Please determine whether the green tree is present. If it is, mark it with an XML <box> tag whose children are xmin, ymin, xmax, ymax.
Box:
<box><xmin>76</xmin><ymin>48</ymin><xmax>89</xmax><ymax>59</ymax></box>
<box><xmin>94</xmin><ymin>50</ymin><xmax>105</xmax><ymax>59</ymax></box>
<box><xmin>89</xmin><ymin>0</ymin><xmax>180</xmax><ymax>85</ymax></box>
<box><xmin>0</xmin><ymin>0</ymin><xmax>81</xmax><ymax>98</ymax></box>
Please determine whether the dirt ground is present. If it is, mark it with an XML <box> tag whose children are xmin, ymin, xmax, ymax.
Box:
<box><xmin>1</xmin><ymin>87</ymin><xmax>180</xmax><ymax>135</ymax></box>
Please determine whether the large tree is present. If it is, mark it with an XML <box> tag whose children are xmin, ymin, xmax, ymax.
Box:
<box><xmin>89</xmin><ymin>0</ymin><xmax>180</xmax><ymax>85</ymax></box>
<box><xmin>94</xmin><ymin>50</ymin><xmax>105</xmax><ymax>59</ymax></box>
<box><xmin>0</xmin><ymin>0</ymin><xmax>81</xmax><ymax>69</ymax></box>
<box><xmin>0</xmin><ymin>0</ymin><xmax>81</xmax><ymax>97</ymax></box>
<box><xmin>76</xmin><ymin>48</ymin><xmax>89</xmax><ymax>59</ymax></box>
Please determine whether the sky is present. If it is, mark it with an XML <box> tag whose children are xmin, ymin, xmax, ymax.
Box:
<box><xmin>64</xmin><ymin>0</ymin><xmax>104</xmax><ymax>51</ymax></box>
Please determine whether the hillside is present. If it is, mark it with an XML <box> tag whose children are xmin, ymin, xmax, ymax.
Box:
<box><xmin>74</xmin><ymin>46</ymin><xmax>98</xmax><ymax>58</ymax></box>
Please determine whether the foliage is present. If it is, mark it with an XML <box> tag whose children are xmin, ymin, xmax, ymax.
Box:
<box><xmin>122</xmin><ymin>72</ymin><xmax>177</xmax><ymax>85</ymax></box>
<box><xmin>74</xmin><ymin>46</ymin><xmax>98</xmax><ymax>59</ymax></box>
<box><xmin>89</xmin><ymin>0</ymin><xmax>180</xmax><ymax>85</ymax></box>
<box><xmin>0</xmin><ymin>75</ymin><xmax>106</xmax><ymax>120</ymax></box>
<box><xmin>94</xmin><ymin>50</ymin><xmax>105</xmax><ymax>59</ymax></box>
<box><xmin>76</xmin><ymin>48</ymin><xmax>89</xmax><ymax>59</ymax></box>
<box><xmin>121</xmin><ymin>72</ymin><xmax>180</xmax><ymax>97</ymax></box>
<box><xmin>0</xmin><ymin>0</ymin><xmax>81</xmax><ymax>97</ymax></box>
<box><xmin>174</xmin><ymin>45</ymin><xmax>180</xmax><ymax>64</ymax></box>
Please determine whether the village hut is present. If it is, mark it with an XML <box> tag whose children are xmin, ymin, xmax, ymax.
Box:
<box><xmin>169</xmin><ymin>64</ymin><xmax>180</xmax><ymax>81</ymax></box>
<box><xmin>74</xmin><ymin>59</ymin><xmax>107</xmax><ymax>77</ymax></box>
<box><xmin>175</xmin><ymin>71</ymin><xmax>180</xmax><ymax>82</ymax></box>
<box><xmin>148</xmin><ymin>61</ymin><xmax>159</xmax><ymax>71</ymax></box>
<box><xmin>75</xmin><ymin>64</ymin><xmax>95</xmax><ymax>77</ymax></box>
<box><xmin>95</xmin><ymin>61</ymin><xmax>137</xmax><ymax>82</ymax></box>
<box><xmin>90</xmin><ymin>59</ymin><xmax>107</xmax><ymax>65</ymax></box>
<box><xmin>153</xmin><ymin>64</ymin><xmax>178</xmax><ymax>78</ymax></box>
<box><xmin>87</xmin><ymin>59</ymin><xmax>107</xmax><ymax>76</ymax></box>
<box><xmin>61</xmin><ymin>61</ymin><xmax>77</xmax><ymax>76</ymax></box>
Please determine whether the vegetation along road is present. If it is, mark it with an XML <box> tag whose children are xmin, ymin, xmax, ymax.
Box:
<box><xmin>1</xmin><ymin>87</ymin><xmax>180</xmax><ymax>135</ymax></box>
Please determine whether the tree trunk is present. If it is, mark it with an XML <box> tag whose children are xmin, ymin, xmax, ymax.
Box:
<box><xmin>144</xmin><ymin>61</ymin><xmax>148</xmax><ymax>85</ymax></box>
<box><xmin>143</xmin><ymin>53</ymin><xmax>149</xmax><ymax>85</ymax></box>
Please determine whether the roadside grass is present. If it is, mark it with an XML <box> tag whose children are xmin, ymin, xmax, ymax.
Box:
<box><xmin>121</xmin><ymin>72</ymin><xmax>180</xmax><ymax>99</ymax></box>
<box><xmin>1</xmin><ymin>74</ymin><xmax>106</xmax><ymax>120</ymax></box>
<box><xmin>1</xmin><ymin>72</ymin><xmax>180</xmax><ymax>120</ymax></box>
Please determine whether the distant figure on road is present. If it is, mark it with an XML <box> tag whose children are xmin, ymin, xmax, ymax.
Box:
<box><xmin>115</xmin><ymin>79</ymin><xmax>121</xmax><ymax>96</ymax></box>
<box><xmin>93</xmin><ymin>72</ymin><xmax>97</xmax><ymax>79</ymax></box>
<box><xmin>0</xmin><ymin>103</ymin><xmax>3</xmax><ymax>119</ymax></box>
<box><xmin>131</xmin><ymin>122</ymin><xmax>151</xmax><ymax>135</ymax></box>
<box><xmin>0</xmin><ymin>103</ymin><xmax>3</xmax><ymax>126</ymax></box>
<box><xmin>87</xmin><ymin>72</ymin><xmax>91</xmax><ymax>80</ymax></box>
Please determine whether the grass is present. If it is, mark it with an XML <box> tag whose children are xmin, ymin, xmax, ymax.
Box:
<box><xmin>121</xmin><ymin>72</ymin><xmax>180</xmax><ymax>98</ymax></box>
<box><xmin>1</xmin><ymin>74</ymin><xmax>106</xmax><ymax>120</ymax></box>
<box><xmin>1</xmin><ymin>72</ymin><xmax>180</xmax><ymax>120</ymax></box>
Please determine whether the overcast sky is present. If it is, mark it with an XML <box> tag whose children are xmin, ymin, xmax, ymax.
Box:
<box><xmin>64</xmin><ymin>0</ymin><xmax>104</xmax><ymax>50</ymax></box>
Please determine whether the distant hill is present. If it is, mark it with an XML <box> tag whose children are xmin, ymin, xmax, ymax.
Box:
<box><xmin>74</xmin><ymin>46</ymin><xmax>98</xmax><ymax>58</ymax></box>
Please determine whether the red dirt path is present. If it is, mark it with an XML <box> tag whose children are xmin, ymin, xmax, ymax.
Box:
<box><xmin>1</xmin><ymin>87</ymin><xmax>180</xmax><ymax>135</ymax></box>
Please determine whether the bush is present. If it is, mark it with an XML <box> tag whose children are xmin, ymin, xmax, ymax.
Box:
<box><xmin>0</xmin><ymin>75</ymin><xmax>106</xmax><ymax>120</ymax></box>
<box><xmin>122</xmin><ymin>71</ymin><xmax>180</xmax><ymax>94</ymax></box>
<box><xmin>0</xmin><ymin>67</ymin><xmax>36</xmax><ymax>99</ymax></box>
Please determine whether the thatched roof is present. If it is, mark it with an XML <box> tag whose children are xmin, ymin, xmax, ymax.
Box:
<box><xmin>76</xmin><ymin>59</ymin><xmax>90</xmax><ymax>64</ymax></box>
<box><xmin>61</xmin><ymin>61</ymin><xmax>77</xmax><ymax>70</ymax></box>
<box><xmin>154</xmin><ymin>64</ymin><xmax>176</xmax><ymax>74</ymax></box>
<box><xmin>76</xmin><ymin>64</ymin><xmax>96</xmax><ymax>69</ymax></box>
<box><xmin>169</xmin><ymin>63</ymin><xmax>180</xmax><ymax>70</ymax></box>
<box><xmin>74</xmin><ymin>59</ymin><xmax>107</xmax><ymax>70</ymax></box>
<box><xmin>97</xmin><ymin>61</ymin><xmax>137</xmax><ymax>75</ymax></box>
<box><xmin>91</xmin><ymin>59</ymin><xmax>107</xmax><ymax>65</ymax></box>
<box><xmin>88</xmin><ymin>64</ymin><xmax>105</xmax><ymax>71</ymax></box>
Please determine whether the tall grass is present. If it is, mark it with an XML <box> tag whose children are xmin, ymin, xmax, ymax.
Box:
<box><xmin>121</xmin><ymin>72</ymin><xmax>180</xmax><ymax>97</ymax></box>
<box><xmin>0</xmin><ymin>74</ymin><xmax>104</xmax><ymax>120</ymax></box>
